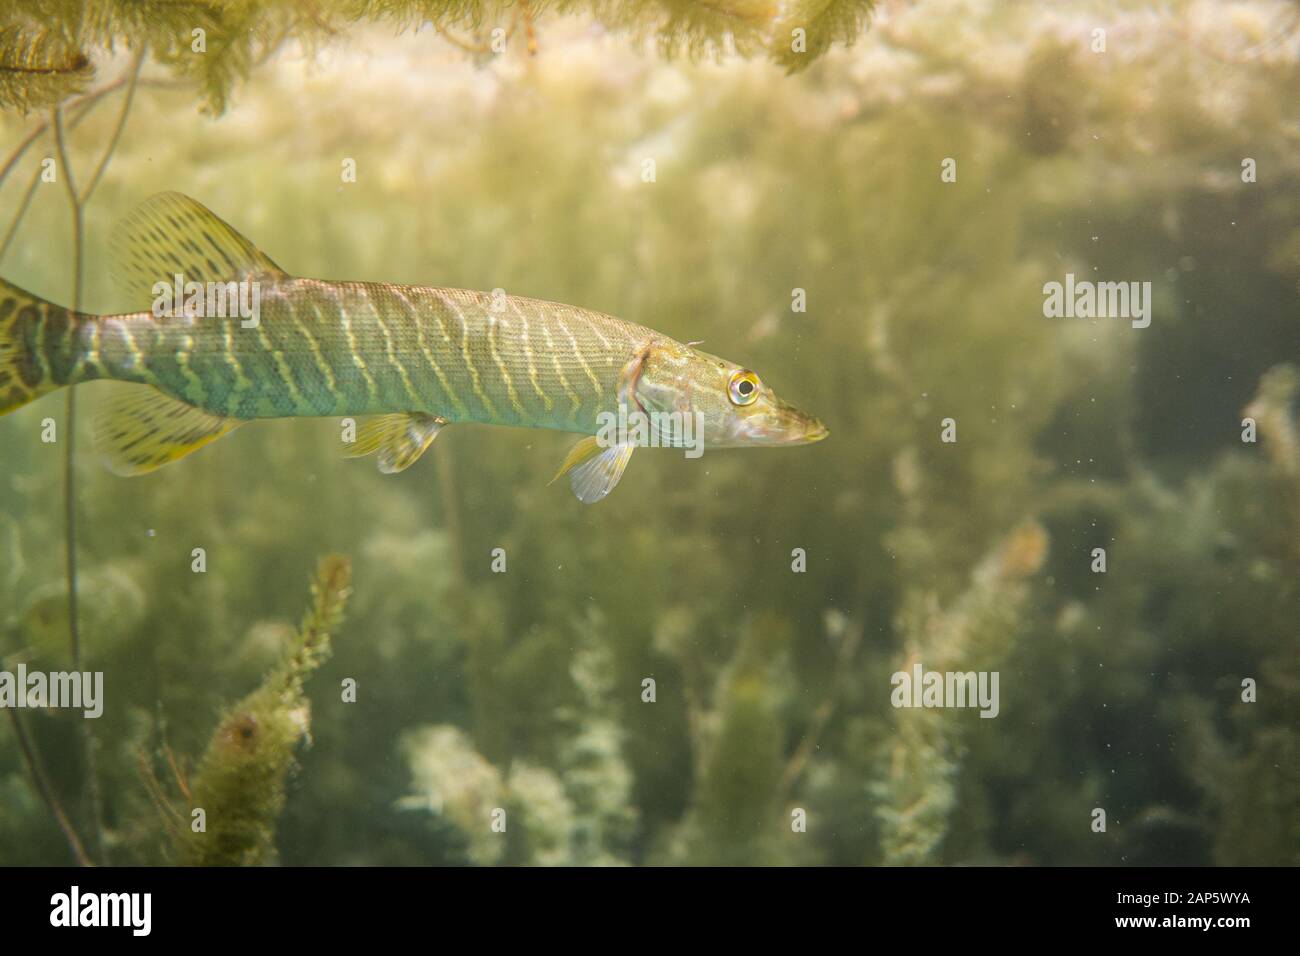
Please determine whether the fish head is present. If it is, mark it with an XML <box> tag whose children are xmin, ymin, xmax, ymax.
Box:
<box><xmin>635</xmin><ymin>341</ymin><xmax>828</xmax><ymax>449</ymax></box>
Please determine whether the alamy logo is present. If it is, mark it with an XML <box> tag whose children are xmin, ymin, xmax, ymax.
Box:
<box><xmin>50</xmin><ymin>886</ymin><xmax>151</xmax><ymax>936</ymax></box>
<box><xmin>890</xmin><ymin>663</ymin><xmax>1000</xmax><ymax>718</ymax></box>
<box><xmin>595</xmin><ymin>402</ymin><xmax>705</xmax><ymax>459</ymax></box>
<box><xmin>0</xmin><ymin>665</ymin><xmax>102</xmax><ymax>718</ymax></box>
<box><xmin>152</xmin><ymin>273</ymin><xmax>261</xmax><ymax>327</ymax></box>
<box><xmin>1043</xmin><ymin>273</ymin><xmax>1151</xmax><ymax>328</ymax></box>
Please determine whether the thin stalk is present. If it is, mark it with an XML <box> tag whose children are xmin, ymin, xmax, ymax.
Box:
<box><xmin>0</xmin><ymin>71</ymin><xmax>138</xmax><ymax>266</ymax></box>
<box><xmin>51</xmin><ymin>101</ymin><xmax>106</xmax><ymax>865</ymax></box>
<box><xmin>0</xmin><ymin>75</ymin><xmax>132</xmax><ymax>191</ymax></box>
<box><xmin>47</xmin><ymin>48</ymin><xmax>147</xmax><ymax>866</ymax></box>
<box><xmin>0</xmin><ymin>57</ymin><xmax>147</xmax><ymax>868</ymax></box>
<box><xmin>0</xmin><ymin>123</ymin><xmax>47</xmax><ymax>191</ymax></box>
<box><xmin>0</xmin><ymin>168</ymin><xmax>40</xmax><ymax>263</ymax></box>
<box><xmin>5</xmin><ymin>709</ymin><xmax>93</xmax><ymax>866</ymax></box>
<box><xmin>775</xmin><ymin>622</ymin><xmax>862</xmax><ymax>807</ymax></box>
<box><xmin>80</xmin><ymin>47</ymin><xmax>146</xmax><ymax>205</ymax></box>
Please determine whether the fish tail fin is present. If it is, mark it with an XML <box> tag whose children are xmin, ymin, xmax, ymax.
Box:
<box><xmin>0</xmin><ymin>277</ymin><xmax>76</xmax><ymax>416</ymax></box>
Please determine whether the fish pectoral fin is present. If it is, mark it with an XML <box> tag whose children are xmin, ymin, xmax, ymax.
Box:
<box><xmin>345</xmin><ymin>412</ymin><xmax>447</xmax><ymax>474</ymax></box>
<box><xmin>93</xmin><ymin>384</ymin><xmax>245</xmax><ymax>476</ymax></box>
<box><xmin>549</xmin><ymin>435</ymin><xmax>603</xmax><ymax>484</ymax></box>
<box><xmin>110</xmin><ymin>192</ymin><xmax>288</xmax><ymax>310</ymax></box>
<box><xmin>616</xmin><ymin>339</ymin><xmax>656</xmax><ymax>411</ymax></box>
<box><xmin>551</xmin><ymin>436</ymin><xmax>636</xmax><ymax>504</ymax></box>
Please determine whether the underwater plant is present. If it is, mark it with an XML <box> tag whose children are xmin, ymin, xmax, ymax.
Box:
<box><xmin>0</xmin><ymin>0</ymin><xmax>1296</xmax><ymax>870</ymax></box>
<box><xmin>0</xmin><ymin>1</ymin><xmax>877</xmax><ymax>114</ymax></box>
<box><xmin>153</xmin><ymin>555</ymin><xmax>353</xmax><ymax>866</ymax></box>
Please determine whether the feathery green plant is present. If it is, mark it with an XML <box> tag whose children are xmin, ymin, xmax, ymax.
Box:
<box><xmin>1</xmin><ymin>0</ymin><xmax>875</xmax><ymax>115</ymax></box>
<box><xmin>176</xmin><ymin>555</ymin><xmax>351</xmax><ymax>867</ymax></box>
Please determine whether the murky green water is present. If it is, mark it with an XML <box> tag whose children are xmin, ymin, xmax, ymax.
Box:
<box><xmin>0</xmin><ymin>1</ymin><xmax>1296</xmax><ymax>866</ymax></box>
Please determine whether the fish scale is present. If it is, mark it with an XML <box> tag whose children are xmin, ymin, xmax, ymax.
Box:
<box><xmin>74</xmin><ymin>278</ymin><xmax>653</xmax><ymax>428</ymax></box>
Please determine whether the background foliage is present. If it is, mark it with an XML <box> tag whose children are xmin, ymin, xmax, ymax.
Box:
<box><xmin>0</xmin><ymin>0</ymin><xmax>1297</xmax><ymax>865</ymax></box>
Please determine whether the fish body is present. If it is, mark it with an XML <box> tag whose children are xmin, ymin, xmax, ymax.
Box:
<box><xmin>72</xmin><ymin>279</ymin><xmax>657</xmax><ymax>429</ymax></box>
<box><xmin>0</xmin><ymin>193</ymin><xmax>826</xmax><ymax>501</ymax></box>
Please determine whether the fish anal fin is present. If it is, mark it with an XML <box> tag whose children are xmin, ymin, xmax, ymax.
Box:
<box><xmin>345</xmin><ymin>412</ymin><xmax>447</xmax><ymax>474</ymax></box>
<box><xmin>111</xmin><ymin>192</ymin><xmax>287</xmax><ymax>310</ymax></box>
<box><xmin>553</xmin><ymin>436</ymin><xmax>635</xmax><ymax>504</ymax></box>
<box><xmin>93</xmin><ymin>384</ymin><xmax>244</xmax><ymax>476</ymax></box>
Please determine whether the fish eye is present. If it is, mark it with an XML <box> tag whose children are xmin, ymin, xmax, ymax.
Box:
<box><xmin>727</xmin><ymin>369</ymin><xmax>760</xmax><ymax>406</ymax></box>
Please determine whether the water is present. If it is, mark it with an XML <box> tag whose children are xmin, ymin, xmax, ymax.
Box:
<box><xmin>0</xmin><ymin>2</ymin><xmax>1296</xmax><ymax>867</ymax></box>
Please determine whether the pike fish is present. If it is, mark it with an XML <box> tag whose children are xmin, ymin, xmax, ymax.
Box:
<box><xmin>0</xmin><ymin>192</ymin><xmax>826</xmax><ymax>502</ymax></box>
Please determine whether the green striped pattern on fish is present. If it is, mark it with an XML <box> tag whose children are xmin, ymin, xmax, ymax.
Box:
<box><xmin>74</xmin><ymin>280</ymin><xmax>652</xmax><ymax>429</ymax></box>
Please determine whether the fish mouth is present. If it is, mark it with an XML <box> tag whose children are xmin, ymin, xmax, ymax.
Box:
<box><xmin>745</xmin><ymin>412</ymin><xmax>828</xmax><ymax>446</ymax></box>
<box><xmin>723</xmin><ymin>397</ymin><xmax>828</xmax><ymax>447</ymax></box>
<box><xmin>801</xmin><ymin>418</ymin><xmax>829</xmax><ymax>443</ymax></box>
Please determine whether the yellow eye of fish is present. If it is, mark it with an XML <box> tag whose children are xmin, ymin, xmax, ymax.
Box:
<box><xmin>728</xmin><ymin>369</ymin><xmax>760</xmax><ymax>406</ymax></box>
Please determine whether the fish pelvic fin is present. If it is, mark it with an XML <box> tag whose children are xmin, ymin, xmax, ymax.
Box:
<box><xmin>111</xmin><ymin>192</ymin><xmax>288</xmax><ymax>310</ymax></box>
<box><xmin>0</xmin><ymin>279</ymin><xmax>67</xmax><ymax>416</ymax></box>
<box><xmin>551</xmin><ymin>435</ymin><xmax>636</xmax><ymax>504</ymax></box>
<box><xmin>345</xmin><ymin>412</ymin><xmax>447</xmax><ymax>474</ymax></box>
<box><xmin>93</xmin><ymin>383</ymin><xmax>245</xmax><ymax>476</ymax></box>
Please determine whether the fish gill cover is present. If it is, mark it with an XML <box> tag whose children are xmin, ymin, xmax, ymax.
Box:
<box><xmin>0</xmin><ymin>0</ymin><xmax>1296</xmax><ymax>869</ymax></box>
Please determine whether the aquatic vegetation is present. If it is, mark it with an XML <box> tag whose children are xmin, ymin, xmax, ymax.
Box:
<box><xmin>397</xmin><ymin>621</ymin><xmax>638</xmax><ymax>865</ymax></box>
<box><xmin>873</xmin><ymin>522</ymin><xmax>1048</xmax><ymax>865</ymax></box>
<box><xmin>169</xmin><ymin>554</ymin><xmax>352</xmax><ymax>866</ymax></box>
<box><xmin>0</xmin><ymin>0</ymin><xmax>1296</xmax><ymax>867</ymax></box>
<box><xmin>0</xmin><ymin>0</ymin><xmax>876</xmax><ymax>114</ymax></box>
<box><xmin>399</xmin><ymin>724</ymin><xmax>507</xmax><ymax>864</ymax></box>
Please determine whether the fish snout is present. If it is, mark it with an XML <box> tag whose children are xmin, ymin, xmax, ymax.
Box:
<box><xmin>800</xmin><ymin>416</ymin><xmax>829</xmax><ymax>444</ymax></box>
<box><xmin>733</xmin><ymin>400</ymin><xmax>828</xmax><ymax>447</ymax></box>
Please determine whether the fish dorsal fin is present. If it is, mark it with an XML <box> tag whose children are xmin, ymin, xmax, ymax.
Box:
<box><xmin>93</xmin><ymin>383</ymin><xmax>244</xmax><ymax>476</ymax></box>
<box><xmin>345</xmin><ymin>412</ymin><xmax>448</xmax><ymax>474</ymax></box>
<box><xmin>111</xmin><ymin>192</ymin><xmax>286</xmax><ymax>310</ymax></box>
<box><xmin>550</xmin><ymin>435</ymin><xmax>636</xmax><ymax>504</ymax></box>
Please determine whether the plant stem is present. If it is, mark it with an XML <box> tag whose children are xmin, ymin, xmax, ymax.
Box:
<box><xmin>0</xmin><ymin>74</ymin><xmax>134</xmax><ymax>265</ymax></box>
<box><xmin>51</xmin><ymin>101</ymin><xmax>106</xmax><ymax>865</ymax></box>
<box><xmin>0</xmin><ymin>75</ymin><xmax>133</xmax><ymax>191</ymax></box>
<box><xmin>5</xmin><ymin>708</ymin><xmax>93</xmax><ymax>866</ymax></box>
<box><xmin>0</xmin><ymin>169</ymin><xmax>40</xmax><ymax>263</ymax></box>
<box><xmin>43</xmin><ymin>47</ymin><xmax>148</xmax><ymax>868</ymax></box>
<box><xmin>80</xmin><ymin>48</ymin><xmax>146</xmax><ymax>205</ymax></box>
